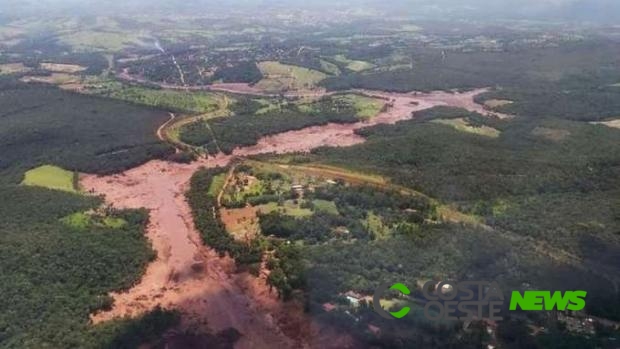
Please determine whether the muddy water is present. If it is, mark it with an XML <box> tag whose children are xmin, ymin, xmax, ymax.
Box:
<box><xmin>83</xmin><ymin>88</ymin><xmax>505</xmax><ymax>349</ymax></box>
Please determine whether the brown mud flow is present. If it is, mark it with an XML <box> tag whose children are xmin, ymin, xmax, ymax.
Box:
<box><xmin>83</xmin><ymin>88</ymin><xmax>507</xmax><ymax>349</ymax></box>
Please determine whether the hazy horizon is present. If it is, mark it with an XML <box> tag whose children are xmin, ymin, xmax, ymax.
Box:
<box><xmin>1</xmin><ymin>0</ymin><xmax>619</xmax><ymax>23</ymax></box>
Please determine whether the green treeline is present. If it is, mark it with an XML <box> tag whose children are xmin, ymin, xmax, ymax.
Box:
<box><xmin>186</xmin><ymin>167</ymin><xmax>263</xmax><ymax>269</ymax></box>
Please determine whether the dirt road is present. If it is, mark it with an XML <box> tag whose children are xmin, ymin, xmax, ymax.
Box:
<box><xmin>83</xmin><ymin>88</ymin><xmax>506</xmax><ymax>348</ymax></box>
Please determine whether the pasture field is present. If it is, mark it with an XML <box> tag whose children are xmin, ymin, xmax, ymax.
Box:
<box><xmin>21</xmin><ymin>165</ymin><xmax>77</xmax><ymax>193</ymax></box>
<box><xmin>256</xmin><ymin>61</ymin><xmax>327</xmax><ymax>92</ymax></box>
<box><xmin>333</xmin><ymin>54</ymin><xmax>375</xmax><ymax>72</ymax></box>
<box><xmin>59</xmin><ymin>30</ymin><xmax>146</xmax><ymax>52</ymax></box>
<box><xmin>332</xmin><ymin>93</ymin><xmax>385</xmax><ymax>120</ymax></box>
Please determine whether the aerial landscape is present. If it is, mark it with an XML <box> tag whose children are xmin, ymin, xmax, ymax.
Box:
<box><xmin>1</xmin><ymin>0</ymin><xmax>620</xmax><ymax>348</ymax></box>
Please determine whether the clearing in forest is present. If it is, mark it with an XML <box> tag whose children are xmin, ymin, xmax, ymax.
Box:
<box><xmin>432</xmin><ymin>118</ymin><xmax>501</xmax><ymax>138</ymax></box>
<box><xmin>21</xmin><ymin>165</ymin><xmax>77</xmax><ymax>193</ymax></box>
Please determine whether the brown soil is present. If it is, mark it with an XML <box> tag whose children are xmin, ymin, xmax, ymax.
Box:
<box><xmin>220</xmin><ymin>206</ymin><xmax>260</xmax><ymax>240</ymax></box>
<box><xmin>83</xmin><ymin>87</ymin><xmax>503</xmax><ymax>348</ymax></box>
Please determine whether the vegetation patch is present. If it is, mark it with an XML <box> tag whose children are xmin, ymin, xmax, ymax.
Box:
<box><xmin>83</xmin><ymin>80</ymin><xmax>224</xmax><ymax>114</ymax></box>
<box><xmin>484</xmin><ymin>99</ymin><xmax>513</xmax><ymax>109</ymax></box>
<box><xmin>59</xmin><ymin>30</ymin><xmax>145</xmax><ymax>52</ymax></box>
<box><xmin>22</xmin><ymin>165</ymin><xmax>77</xmax><ymax>193</ymax></box>
<box><xmin>531</xmin><ymin>126</ymin><xmax>571</xmax><ymax>141</ymax></box>
<box><xmin>432</xmin><ymin>118</ymin><xmax>501</xmax><ymax>138</ymax></box>
<box><xmin>333</xmin><ymin>54</ymin><xmax>375</xmax><ymax>72</ymax></box>
<box><xmin>40</xmin><ymin>62</ymin><xmax>87</xmax><ymax>73</ymax></box>
<box><xmin>21</xmin><ymin>73</ymin><xmax>81</xmax><ymax>85</ymax></box>
<box><xmin>256</xmin><ymin>61</ymin><xmax>327</xmax><ymax>92</ymax></box>
<box><xmin>332</xmin><ymin>93</ymin><xmax>385</xmax><ymax>120</ymax></box>
<box><xmin>60</xmin><ymin>211</ymin><xmax>129</xmax><ymax>230</ymax></box>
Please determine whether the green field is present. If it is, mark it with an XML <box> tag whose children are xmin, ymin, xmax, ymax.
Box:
<box><xmin>256</xmin><ymin>61</ymin><xmax>328</xmax><ymax>92</ymax></box>
<box><xmin>333</xmin><ymin>54</ymin><xmax>375</xmax><ymax>72</ymax></box>
<box><xmin>258</xmin><ymin>201</ymin><xmax>314</xmax><ymax>218</ymax></box>
<box><xmin>85</xmin><ymin>80</ymin><xmax>224</xmax><ymax>114</ymax></box>
<box><xmin>21</xmin><ymin>165</ymin><xmax>77</xmax><ymax>193</ymax></box>
<box><xmin>59</xmin><ymin>30</ymin><xmax>145</xmax><ymax>52</ymax></box>
<box><xmin>333</xmin><ymin>94</ymin><xmax>385</xmax><ymax>120</ymax></box>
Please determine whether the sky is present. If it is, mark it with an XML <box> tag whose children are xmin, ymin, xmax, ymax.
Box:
<box><xmin>1</xmin><ymin>0</ymin><xmax>619</xmax><ymax>22</ymax></box>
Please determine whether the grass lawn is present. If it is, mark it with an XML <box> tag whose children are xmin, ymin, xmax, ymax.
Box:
<box><xmin>312</xmin><ymin>199</ymin><xmax>339</xmax><ymax>215</ymax></box>
<box><xmin>208</xmin><ymin>173</ymin><xmax>228</xmax><ymax>197</ymax></box>
<box><xmin>258</xmin><ymin>200</ymin><xmax>313</xmax><ymax>218</ymax></box>
<box><xmin>22</xmin><ymin>165</ymin><xmax>77</xmax><ymax>193</ymax></box>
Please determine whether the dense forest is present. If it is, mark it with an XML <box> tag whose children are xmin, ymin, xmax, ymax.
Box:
<box><xmin>0</xmin><ymin>77</ymin><xmax>179</xmax><ymax>348</ymax></box>
<box><xmin>0</xmin><ymin>79</ymin><xmax>174</xmax><ymax>183</ymax></box>
<box><xmin>322</xmin><ymin>41</ymin><xmax>620</xmax><ymax>92</ymax></box>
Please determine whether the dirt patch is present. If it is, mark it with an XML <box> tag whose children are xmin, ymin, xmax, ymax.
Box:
<box><xmin>220</xmin><ymin>206</ymin><xmax>259</xmax><ymax>240</ymax></box>
<box><xmin>592</xmin><ymin>119</ymin><xmax>620</xmax><ymax>130</ymax></box>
